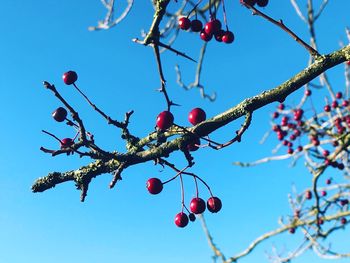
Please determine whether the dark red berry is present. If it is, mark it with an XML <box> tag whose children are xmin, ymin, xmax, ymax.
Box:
<box><xmin>178</xmin><ymin>17</ymin><xmax>191</xmax><ymax>30</ymax></box>
<box><xmin>62</xmin><ymin>71</ymin><xmax>78</xmax><ymax>85</ymax></box>
<box><xmin>305</xmin><ymin>190</ymin><xmax>312</xmax><ymax>200</ymax></box>
<box><xmin>278</xmin><ymin>103</ymin><xmax>285</xmax><ymax>110</ymax></box>
<box><xmin>340</xmin><ymin>199</ymin><xmax>349</xmax><ymax>206</ymax></box>
<box><xmin>324</xmin><ymin>105</ymin><xmax>331</xmax><ymax>112</ymax></box>
<box><xmin>189</xmin><ymin>108</ymin><xmax>206</xmax><ymax>125</ymax></box>
<box><xmin>256</xmin><ymin>0</ymin><xmax>268</xmax><ymax>7</ymax></box>
<box><xmin>204</xmin><ymin>19</ymin><xmax>221</xmax><ymax>35</ymax></box>
<box><xmin>189</xmin><ymin>213</ymin><xmax>196</xmax><ymax>222</ymax></box>
<box><xmin>297</xmin><ymin>145</ymin><xmax>303</xmax><ymax>152</ymax></box>
<box><xmin>191</xmin><ymin>19</ymin><xmax>203</xmax><ymax>32</ymax></box>
<box><xmin>214</xmin><ymin>30</ymin><xmax>225</xmax><ymax>42</ymax></box>
<box><xmin>190</xmin><ymin>197</ymin><xmax>206</xmax><ymax>214</ymax></box>
<box><xmin>341</xmin><ymin>217</ymin><xmax>347</xmax><ymax>225</ymax></box>
<box><xmin>326</xmin><ymin>178</ymin><xmax>332</xmax><ymax>185</ymax></box>
<box><xmin>287</xmin><ymin>148</ymin><xmax>294</xmax><ymax>154</ymax></box>
<box><xmin>273</xmin><ymin>112</ymin><xmax>279</xmax><ymax>118</ymax></box>
<box><xmin>200</xmin><ymin>30</ymin><xmax>212</xmax><ymax>42</ymax></box>
<box><xmin>174</xmin><ymin>212</ymin><xmax>189</xmax><ymax>228</ymax></box>
<box><xmin>318</xmin><ymin>218</ymin><xmax>324</xmax><ymax>225</ymax></box>
<box><xmin>52</xmin><ymin>107</ymin><xmax>67</xmax><ymax>122</ymax></box>
<box><xmin>321</xmin><ymin>190</ymin><xmax>327</xmax><ymax>197</ymax></box>
<box><xmin>60</xmin><ymin>138</ymin><xmax>74</xmax><ymax>148</ymax></box>
<box><xmin>342</xmin><ymin>100</ymin><xmax>349</xmax><ymax>107</ymax></box>
<box><xmin>222</xmin><ymin>31</ymin><xmax>235</xmax><ymax>44</ymax></box>
<box><xmin>207</xmin><ymin>197</ymin><xmax>222</xmax><ymax>213</ymax></box>
<box><xmin>187</xmin><ymin>137</ymin><xmax>201</xmax><ymax>152</ymax></box>
<box><xmin>323</xmin><ymin>150</ymin><xmax>330</xmax><ymax>157</ymax></box>
<box><xmin>156</xmin><ymin>111</ymin><xmax>174</xmax><ymax>131</ymax></box>
<box><xmin>332</xmin><ymin>101</ymin><xmax>338</xmax><ymax>108</ymax></box>
<box><xmin>305</xmin><ymin>89</ymin><xmax>312</xmax><ymax>96</ymax></box>
<box><xmin>289</xmin><ymin>227</ymin><xmax>295</xmax><ymax>234</ymax></box>
<box><xmin>336</xmin><ymin>92</ymin><xmax>343</xmax><ymax>99</ymax></box>
<box><xmin>146</xmin><ymin>178</ymin><xmax>163</xmax><ymax>194</ymax></box>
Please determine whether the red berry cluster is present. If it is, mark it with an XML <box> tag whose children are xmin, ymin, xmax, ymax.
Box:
<box><xmin>152</xmin><ymin>107</ymin><xmax>222</xmax><ymax>227</ymax></box>
<box><xmin>178</xmin><ymin>16</ymin><xmax>234</xmax><ymax>44</ymax></box>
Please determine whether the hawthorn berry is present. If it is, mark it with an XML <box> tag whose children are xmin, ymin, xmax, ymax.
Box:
<box><xmin>222</xmin><ymin>31</ymin><xmax>235</xmax><ymax>44</ymax></box>
<box><xmin>207</xmin><ymin>197</ymin><xmax>222</xmax><ymax>213</ymax></box>
<box><xmin>190</xmin><ymin>197</ymin><xmax>206</xmax><ymax>214</ymax></box>
<box><xmin>340</xmin><ymin>199</ymin><xmax>349</xmax><ymax>206</ymax></box>
<box><xmin>156</xmin><ymin>111</ymin><xmax>174</xmax><ymax>131</ymax></box>
<box><xmin>326</xmin><ymin>178</ymin><xmax>332</xmax><ymax>185</ymax></box>
<box><xmin>336</xmin><ymin>92</ymin><xmax>343</xmax><ymax>99</ymax></box>
<box><xmin>189</xmin><ymin>213</ymin><xmax>196</xmax><ymax>222</ymax></box>
<box><xmin>191</xmin><ymin>19</ymin><xmax>203</xmax><ymax>32</ymax></box>
<box><xmin>187</xmin><ymin>137</ymin><xmax>201</xmax><ymax>152</ymax></box>
<box><xmin>305</xmin><ymin>89</ymin><xmax>312</xmax><ymax>96</ymax></box>
<box><xmin>324</xmin><ymin>105</ymin><xmax>331</xmax><ymax>112</ymax></box>
<box><xmin>178</xmin><ymin>17</ymin><xmax>191</xmax><ymax>30</ymax></box>
<box><xmin>174</xmin><ymin>212</ymin><xmax>189</xmax><ymax>228</ymax></box>
<box><xmin>52</xmin><ymin>107</ymin><xmax>67</xmax><ymax>122</ymax></box>
<box><xmin>214</xmin><ymin>30</ymin><xmax>225</xmax><ymax>42</ymax></box>
<box><xmin>341</xmin><ymin>217</ymin><xmax>347</xmax><ymax>225</ymax></box>
<box><xmin>204</xmin><ymin>19</ymin><xmax>222</xmax><ymax>35</ymax></box>
<box><xmin>321</xmin><ymin>190</ymin><xmax>327</xmax><ymax>197</ymax></box>
<box><xmin>146</xmin><ymin>178</ymin><xmax>163</xmax><ymax>195</ymax></box>
<box><xmin>297</xmin><ymin>145</ymin><xmax>303</xmax><ymax>152</ymax></box>
<box><xmin>200</xmin><ymin>30</ymin><xmax>213</xmax><ymax>42</ymax></box>
<box><xmin>289</xmin><ymin>227</ymin><xmax>295</xmax><ymax>234</ymax></box>
<box><xmin>256</xmin><ymin>0</ymin><xmax>268</xmax><ymax>7</ymax></box>
<box><xmin>278</xmin><ymin>103</ymin><xmax>285</xmax><ymax>110</ymax></box>
<box><xmin>62</xmin><ymin>71</ymin><xmax>78</xmax><ymax>85</ymax></box>
<box><xmin>189</xmin><ymin>108</ymin><xmax>206</xmax><ymax>125</ymax></box>
<box><xmin>342</xmin><ymin>100</ymin><xmax>349</xmax><ymax>107</ymax></box>
<box><xmin>332</xmin><ymin>100</ymin><xmax>338</xmax><ymax>108</ymax></box>
<box><xmin>60</xmin><ymin>138</ymin><xmax>74</xmax><ymax>148</ymax></box>
<box><xmin>322</xmin><ymin>150</ymin><xmax>330</xmax><ymax>157</ymax></box>
<box><xmin>305</xmin><ymin>190</ymin><xmax>312</xmax><ymax>200</ymax></box>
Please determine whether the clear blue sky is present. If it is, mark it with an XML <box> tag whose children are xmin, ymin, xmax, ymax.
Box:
<box><xmin>0</xmin><ymin>1</ymin><xmax>349</xmax><ymax>262</ymax></box>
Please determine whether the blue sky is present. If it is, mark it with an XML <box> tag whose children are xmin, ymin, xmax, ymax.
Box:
<box><xmin>0</xmin><ymin>1</ymin><xmax>349</xmax><ymax>262</ymax></box>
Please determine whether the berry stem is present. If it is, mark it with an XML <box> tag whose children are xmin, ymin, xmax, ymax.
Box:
<box><xmin>41</xmin><ymin>130</ymin><xmax>62</xmax><ymax>143</ymax></box>
<box><xmin>179</xmin><ymin>173</ymin><xmax>185</xmax><ymax>212</ymax></box>
<box><xmin>162</xmin><ymin>165</ymin><xmax>189</xmax><ymax>185</ymax></box>
<box><xmin>221</xmin><ymin>0</ymin><xmax>229</xmax><ymax>31</ymax></box>
<box><xmin>186</xmin><ymin>0</ymin><xmax>203</xmax><ymax>19</ymax></box>
<box><xmin>242</xmin><ymin>3</ymin><xmax>320</xmax><ymax>58</ymax></box>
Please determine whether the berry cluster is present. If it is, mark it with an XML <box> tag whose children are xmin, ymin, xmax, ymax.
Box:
<box><xmin>270</xmin><ymin>89</ymin><xmax>350</xmax><ymax>169</ymax></box>
<box><xmin>179</xmin><ymin>16</ymin><xmax>234</xmax><ymax>44</ymax></box>
<box><xmin>146</xmin><ymin>176</ymin><xmax>222</xmax><ymax>228</ymax></box>
<box><xmin>45</xmin><ymin>71</ymin><xmax>81</xmax><ymax>151</ymax></box>
<box><xmin>152</xmin><ymin>107</ymin><xmax>222</xmax><ymax>228</ymax></box>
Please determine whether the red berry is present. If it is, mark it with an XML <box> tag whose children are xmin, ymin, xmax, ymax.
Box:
<box><xmin>204</xmin><ymin>19</ymin><xmax>222</xmax><ymax>35</ymax></box>
<box><xmin>332</xmin><ymin>100</ymin><xmax>338</xmax><ymax>108</ymax></box>
<box><xmin>156</xmin><ymin>111</ymin><xmax>174</xmax><ymax>131</ymax></box>
<box><xmin>305</xmin><ymin>190</ymin><xmax>312</xmax><ymax>200</ymax></box>
<box><xmin>336</xmin><ymin>92</ymin><xmax>343</xmax><ymax>99</ymax></box>
<box><xmin>318</xmin><ymin>218</ymin><xmax>324</xmax><ymax>225</ymax></box>
<box><xmin>305</xmin><ymin>89</ymin><xmax>312</xmax><ymax>96</ymax></box>
<box><xmin>191</xmin><ymin>19</ymin><xmax>203</xmax><ymax>32</ymax></box>
<box><xmin>321</xmin><ymin>190</ymin><xmax>327</xmax><ymax>197</ymax></box>
<box><xmin>174</xmin><ymin>212</ymin><xmax>189</xmax><ymax>228</ymax></box>
<box><xmin>146</xmin><ymin>178</ymin><xmax>163</xmax><ymax>194</ymax></box>
<box><xmin>326</xmin><ymin>178</ymin><xmax>331</xmax><ymax>185</ymax></box>
<box><xmin>189</xmin><ymin>108</ymin><xmax>206</xmax><ymax>125</ymax></box>
<box><xmin>189</xmin><ymin>213</ymin><xmax>196</xmax><ymax>222</ymax></box>
<box><xmin>324</xmin><ymin>105</ymin><xmax>331</xmax><ymax>112</ymax></box>
<box><xmin>187</xmin><ymin>137</ymin><xmax>201</xmax><ymax>152</ymax></box>
<box><xmin>188</xmin><ymin>108</ymin><xmax>207</xmax><ymax>125</ymax></box>
<box><xmin>200</xmin><ymin>30</ymin><xmax>212</xmax><ymax>42</ymax></box>
<box><xmin>214</xmin><ymin>30</ymin><xmax>225</xmax><ymax>42</ymax></box>
<box><xmin>207</xmin><ymin>197</ymin><xmax>222</xmax><ymax>213</ymax></box>
<box><xmin>287</xmin><ymin>148</ymin><xmax>294</xmax><ymax>154</ymax></box>
<box><xmin>342</xmin><ymin>100</ymin><xmax>349</xmax><ymax>107</ymax></box>
<box><xmin>340</xmin><ymin>199</ymin><xmax>349</xmax><ymax>206</ymax></box>
<box><xmin>272</xmin><ymin>112</ymin><xmax>279</xmax><ymax>118</ymax></box>
<box><xmin>341</xmin><ymin>217</ymin><xmax>347</xmax><ymax>225</ymax></box>
<box><xmin>256</xmin><ymin>0</ymin><xmax>268</xmax><ymax>7</ymax></box>
<box><xmin>52</xmin><ymin>107</ymin><xmax>67</xmax><ymax>122</ymax></box>
<box><xmin>323</xmin><ymin>150</ymin><xmax>330</xmax><ymax>157</ymax></box>
<box><xmin>190</xmin><ymin>197</ymin><xmax>206</xmax><ymax>214</ymax></box>
<box><xmin>297</xmin><ymin>145</ymin><xmax>303</xmax><ymax>152</ymax></box>
<box><xmin>178</xmin><ymin>17</ymin><xmax>191</xmax><ymax>30</ymax></box>
<box><xmin>62</xmin><ymin>71</ymin><xmax>78</xmax><ymax>85</ymax></box>
<box><xmin>60</xmin><ymin>138</ymin><xmax>74</xmax><ymax>148</ymax></box>
<box><xmin>289</xmin><ymin>227</ymin><xmax>295</xmax><ymax>234</ymax></box>
<box><xmin>222</xmin><ymin>31</ymin><xmax>235</xmax><ymax>44</ymax></box>
<box><xmin>278</xmin><ymin>103</ymin><xmax>285</xmax><ymax>110</ymax></box>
